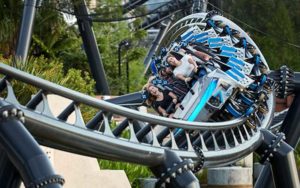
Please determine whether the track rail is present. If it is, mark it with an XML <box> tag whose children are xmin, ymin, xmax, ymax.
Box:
<box><xmin>0</xmin><ymin>63</ymin><xmax>274</xmax><ymax>167</ymax></box>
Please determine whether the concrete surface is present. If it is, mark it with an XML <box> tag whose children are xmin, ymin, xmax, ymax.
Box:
<box><xmin>207</xmin><ymin>166</ymin><xmax>252</xmax><ymax>186</ymax></box>
<box><xmin>21</xmin><ymin>95</ymin><xmax>131</xmax><ymax>188</ymax></box>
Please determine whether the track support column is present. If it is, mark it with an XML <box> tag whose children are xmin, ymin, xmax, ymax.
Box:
<box><xmin>15</xmin><ymin>0</ymin><xmax>40</xmax><ymax>64</ymax></box>
<box><xmin>73</xmin><ymin>0</ymin><xmax>110</xmax><ymax>94</ymax></box>
<box><xmin>256</xmin><ymin>129</ymin><xmax>299</xmax><ymax>188</ymax></box>
<box><xmin>0</xmin><ymin>151</ymin><xmax>22</xmax><ymax>188</ymax></box>
<box><xmin>0</xmin><ymin>101</ymin><xmax>64</xmax><ymax>188</ymax></box>
<box><xmin>256</xmin><ymin>67</ymin><xmax>300</xmax><ymax>188</ymax></box>
<box><xmin>151</xmin><ymin>150</ymin><xmax>200</xmax><ymax>188</ymax></box>
<box><xmin>143</xmin><ymin>19</ymin><xmax>172</xmax><ymax>74</ymax></box>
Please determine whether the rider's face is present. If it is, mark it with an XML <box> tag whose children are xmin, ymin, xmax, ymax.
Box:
<box><xmin>167</xmin><ymin>56</ymin><xmax>179</xmax><ymax>66</ymax></box>
<box><xmin>148</xmin><ymin>85</ymin><xmax>159</xmax><ymax>96</ymax></box>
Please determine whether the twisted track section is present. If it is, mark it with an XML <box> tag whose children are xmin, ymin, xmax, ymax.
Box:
<box><xmin>0</xmin><ymin>62</ymin><xmax>274</xmax><ymax>167</ymax></box>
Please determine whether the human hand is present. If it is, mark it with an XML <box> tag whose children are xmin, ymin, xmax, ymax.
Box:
<box><xmin>168</xmin><ymin>113</ymin><xmax>174</xmax><ymax>118</ymax></box>
<box><xmin>184</xmin><ymin>77</ymin><xmax>192</xmax><ymax>83</ymax></box>
<box><xmin>172</xmin><ymin>98</ymin><xmax>178</xmax><ymax>104</ymax></box>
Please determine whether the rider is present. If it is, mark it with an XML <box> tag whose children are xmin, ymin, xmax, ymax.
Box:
<box><xmin>145</xmin><ymin>83</ymin><xmax>179</xmax><ymax>118</ymax></box>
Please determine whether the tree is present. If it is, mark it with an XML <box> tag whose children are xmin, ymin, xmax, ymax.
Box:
<box><xmin>92</xmin><ymin>0</ymin><xmax>148</xmax><ymax>94</ymax></box>
<box><xmin>0</xmin><ymin>0</ymin><xmax>23</xmax><ymax>57</ymax></box>
<box><xmin>0</xmin><ymin>0</ymin><xmax>148</xmax><ymax>95</ymax></box>
<box><xmin>223</xmin><ymin>0</ymin><xmax>300</xmax><ymax>70</ymax></box>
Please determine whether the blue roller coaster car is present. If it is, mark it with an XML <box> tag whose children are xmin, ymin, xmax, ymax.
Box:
<box><xmin>173</xmin><ymin>67</ymin><xmax>254</xmax><ymax>122</ymax></box>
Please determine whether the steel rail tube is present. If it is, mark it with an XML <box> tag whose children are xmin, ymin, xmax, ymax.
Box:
<box><xmin>0</xmin><ymin>63</ymin><xmax>245</xmax><ymax>130</ymax></box>
<box><xmin>159</xmin><ymin>13</ymin><xmax>268</xmax><ymax>68</ymax></box>
<box><xmin>17</xmin><ymin>104</ymin><xmax>270</xmax><ymax>167</ymax></box>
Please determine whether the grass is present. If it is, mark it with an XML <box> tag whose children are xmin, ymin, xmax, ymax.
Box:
<box><xmin>98</xmin><ymin>159</ymin><xmax>153</xmax><ymax>187</ymax></box>
<box><xmin>98</xmin><ymin>119</ymin><xmax>153</xmax><ymax>187</ymax></box>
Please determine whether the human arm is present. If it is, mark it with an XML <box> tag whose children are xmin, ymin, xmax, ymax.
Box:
<box><xmin>158</xmin><ymin>106</ymin><xmax>168</xmax><ymax>117</ymax></box>
<box><xmin>187</xmin><ymin>55</ymin><xmax>198</xmax><ymax>72</ymax></box>
<box><xmin>194</xmin><ymin>51</ymin><xmax>211</xmax><ymax>61</ymax></box>
<box><xmin>175</xmin><ymin>73</ymin><xmax>192</xmax><ymax>83</ymax></box>
<box><xmin>168</xmin><ymin>92</ymin><xmax>178</xmax><ymax>104</ymax></box>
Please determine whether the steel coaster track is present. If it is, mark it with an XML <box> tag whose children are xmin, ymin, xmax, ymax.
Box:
<box><xmin>159</xmin><ymin>13</ymin><xmax>268</xmax><ymax>67</ymax></box>
<box><xmin>0</xmin><ymin>62</ymin><xmax>274</xmax><ymax>167</ymax></box>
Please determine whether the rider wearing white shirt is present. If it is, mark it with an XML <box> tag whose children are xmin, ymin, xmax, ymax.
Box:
<box><xmin>167</xmin><ymin>54</ymin><xmax>198</xmax><ymax>83</ymax></box>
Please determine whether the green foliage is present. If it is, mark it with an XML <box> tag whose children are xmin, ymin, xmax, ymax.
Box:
<box><xmin>32</xmin><ymin>3</ymin><xmax>88</xmax><ymax>72</ymax></box>
<box><xmin>195</xmin><ymin>169</ymin><xmax>207</xmax><ymax>184</ymax></box>
<box><xmin>223</xmin><ymin>0</ymin><xmax>300</xmax><ymax>71</ymax></box>
<box><xmin>99</xmin><ymin>159</ymin><xmax>153</xmax><ymax>187</ymax></box>
<box><xmin>94</xmin><ymin>18</ymin><xmax>147</xmax><ymax>94</ymax></box>
<box><xmin>222</xmin><ymin>0</ymin><xmax>300</xmax><ymax>173</ymax></box>
<box><xmin>0</xmin><ymin>0</ymin><xmax>23</xmax><ymax>57</ymax></box>
<box><xmin>92</xmin><ymin>0</ymin><xmax>148</xmax><ymax>94</ymax></box>
<box><xmin>296</xmin><ymin>145</ymin><xmax>300</xmax><ymax>171</ymax></box>
<box><xmin>1</xmin><ymin>56</ymin><xmax>95</xmax><ymax>104</ymax></box>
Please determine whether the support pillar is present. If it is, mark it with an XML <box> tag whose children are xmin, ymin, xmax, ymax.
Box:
<box><xmin>15</xmin><ymin>0</ymin><xmax>39</xmax><ymax>65</ymax></box>
<box><xmin>150</xmin><ymin>150</ymin><xmax>200</xmax><ymax>188</ymax></box>
<box><xmin>192</xmin><ymin>0</ymin><xmax>208</xmax><ymax>13</ymax></box>
<box><xmin>255</xmin><ymin>129</ymin><xmax>299</xmax><ymax>188</ymax></box>
<box><xmin>0</xmin><ymin>101</ymin><xmax>64</xmax><ymax>187</ymax></box>
<box><xmin>0</xmin><ymin>150</ymin><xmax>21</xmax><ymax>188</ymax></box>
<box><xmin>143</xmin><ymin>19</ymin><xmax>172</xmax><ymax>74</ymax></box>
<box><xmin>73</xmin><ymin>0</ymin><xmax>110</xmax><ymax>94</ymax></box>
<box><xmin>255</xmin><ymin>93</ymin><xmax>300</xmax><ymax>188</ymax></box>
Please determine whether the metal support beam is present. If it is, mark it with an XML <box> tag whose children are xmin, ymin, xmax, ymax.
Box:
<box><xmin>255</xmin><ymin>70</ymin><xmax>300</xmax><ymax>188</ymax></box>
<box><xmin>280</xmin><ymin>93</ymin><xmax>300</xmax><ymax>147</ymax></box>
<box><xmin>192</xmin><ymin>0</ymin><xmax>208</xmax><ymax>13</ymax></box>
<box><xmin>73</xmin><ymin>0</ymin><xmax>110</xmax><ymax>94</ymax></box>
<box><xmin>255</xmin><ymin>129</ymin><xmax>300</xmax><ymax>188</ymax></box>
<box><xmin>0</xmin><ymin>150</ymin><xmax>21</xmax><ymax>188</ymax></box>
<box><xmin>122</xmin><ymin>0</ymin><xmax>149</xmax><ymax>14</ymax></box>
<box><xmin>272</xmin><ymin>93</ymin><xmax>300</xmax><ymax>188</ymax></box>
<box><xmin>200</xmin><ymin>0</ymin><xmax>208</xmax><ymax>12</ymax></box>
<box><xmin>272</xmin><ymin>151</ymin><xmax>300</xmax><ymax>188</ymax></box>
<box><xmin>140</xmin><ymin>0</ymin><xmax>192</xmax><ymax>30</ymax></box>
<box><xmin>151</xmin><ymin>150</ymin><xmax>200</xmax><ymax>188</ymax></box>
<box><xmin>254</xmin><ymin>163</ymin><xmax>274</xmax><ymax>188</ymax></box>
<box><xmin>143</xmin><ymin>20</ymin><xmax>172</xmax><ymax>74</ymax></box>
<box><xmin>0</xmin><ymin>101</ymin><xmax>64</xmax><ymax>187</ymax></box>
<box><xmin>105</xmin><ymin>91</ymin><xmax>145</xmax><ymax>106</ymax></box>
<box><xmin>15</xmin><ymin>0</ymin><xmax>38</xmax><ymax>65</ymax></box>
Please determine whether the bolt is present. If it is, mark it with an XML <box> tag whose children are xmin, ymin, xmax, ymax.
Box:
<box><xmin>177</xmin><ymin>168</ymin><xmax>183</xmax><ymax>174</ymax></box>
<box><xmin>165</xmin><ymin>177</ymin><xmax>170</xmax><ymax>183</ymax></box>
<box><xmin>188</xmin><ymin>163</ymin><xmax>194</xmax><ymax>169</ymax></box>
<box><xmin>283</xmin><ymin>135</ymin><xmax>286</xmax><ymax>140</ymax></box>
<box><xmin>183</xmin><ymin>165</ymin><xmax>188</xmax><ymax>170</ymax></box>
<box><xmin>20</xmin><ymin>117</ymin><xmax>25</xmax><ymax>123</ymax></box>
<box><xmin>277</xmin><ymin>143</ymin><xmax>281</xmax><ymax>147</ymax></box>
<box><xmin>17</xmin><ymin>111</ymin><xmax>23</xmax><ymax>118</ymax></box>
<box><xmin>2</xmin><ymin>110</ymin><xmax>8</xmax><ymax>118</ymax></box>
<box><xmin>11</xmin><ymin>108</ymin><xmax>17</xmax><ymax>116</ymax></box>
